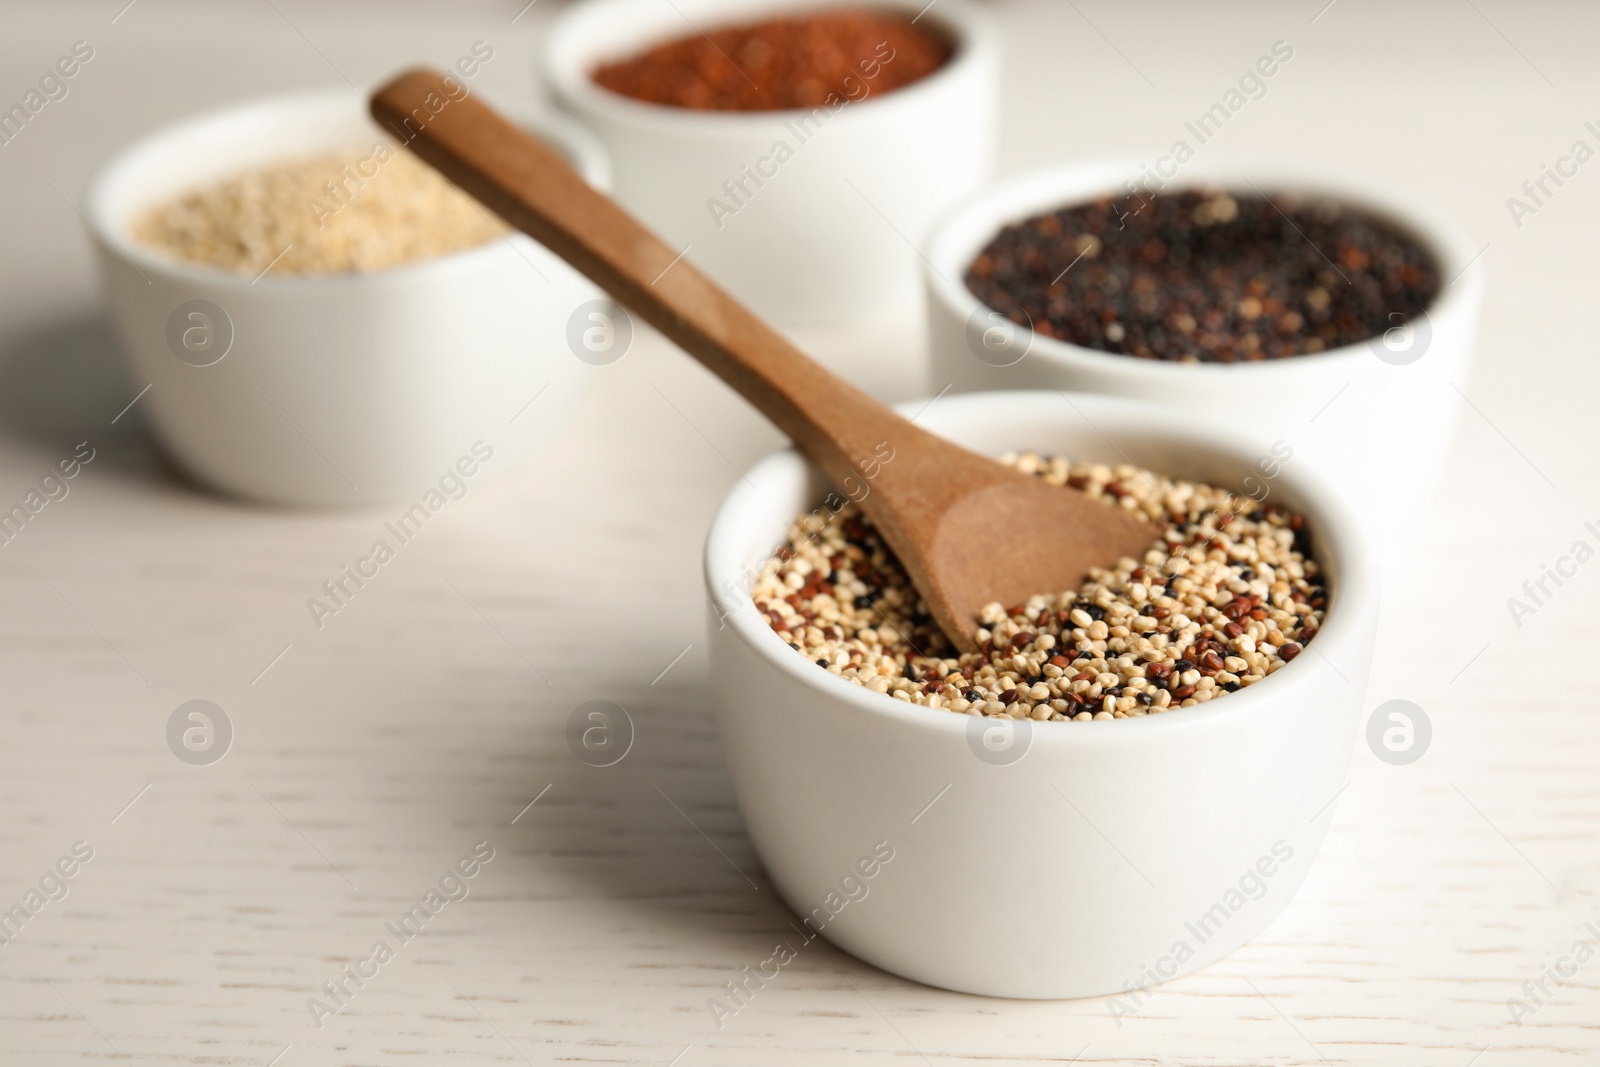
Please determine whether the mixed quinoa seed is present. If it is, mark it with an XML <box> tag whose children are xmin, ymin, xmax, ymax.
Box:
<box><xmin>751</xmin><ymin>453</ymin><xmax>1327</xmax><ymax>722</ymax></box>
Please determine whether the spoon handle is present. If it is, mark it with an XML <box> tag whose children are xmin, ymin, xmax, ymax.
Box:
<box><xmin>371</xmin><ymin>69</ymin><xmax>948</xmax><ymax>495</ymax></box>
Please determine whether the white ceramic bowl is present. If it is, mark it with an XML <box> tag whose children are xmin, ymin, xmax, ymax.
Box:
<box><xmin>924</xmin><ymin>157</ymin><xmax>1485</xmax><ymax>564</ymax></box>
<box><xmin>705</xmin><ymin>390</ymin><xmax>1377</xmax><ymax>999</ymax></box>
<box><xmin>87</xmin><ymin>88</ymin><xmax>611</xmax><ymax>506</ymax></box>
<box><xmin>545</xmin><ymin>0</ymin><xmax>998</xmax><ymax>325</ymax></box>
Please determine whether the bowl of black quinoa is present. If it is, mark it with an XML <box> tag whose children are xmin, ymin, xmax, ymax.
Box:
<box><xmin>923</xmin><ymin>156</ymin><xmax>1485</xmax><ymax>564</ymax></box>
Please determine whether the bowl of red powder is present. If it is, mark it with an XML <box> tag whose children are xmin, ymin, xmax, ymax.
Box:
<box><xmin>544</xmin><ymin>0</ymin><xmax>998</xmax><ymax>325</ymax></box>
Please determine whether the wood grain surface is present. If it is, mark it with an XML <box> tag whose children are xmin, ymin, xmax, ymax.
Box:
<box><xmin>0</xmin><ymin>2</ymin><xmax>1596</xmax><ymax>1064</ymax></box>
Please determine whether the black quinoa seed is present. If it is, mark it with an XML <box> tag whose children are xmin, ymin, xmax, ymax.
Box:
<box><xmin>964</xmin><ymin>189</ymin><xmax>1439</xmax><ymax>363</ymax></box>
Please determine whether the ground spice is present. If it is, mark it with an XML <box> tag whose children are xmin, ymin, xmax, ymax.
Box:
<box><xmin>591</xmin><ymin>10</ymin><xmax>951</xmax><ymax>111</ymax></box>
<box><xmin>135</xmin><ymin>144</ymin><xmax>503</xmax><ymax>276</ymax></box>
<box><xmin>752</xmin><ymin>453</ymin><xmax>1326</xmax><ymax>721</ymax></box>
<box><xmin>965</xmin><ymin>190</ymin><xmax>1439</xmax><ymax>362</ymax></box>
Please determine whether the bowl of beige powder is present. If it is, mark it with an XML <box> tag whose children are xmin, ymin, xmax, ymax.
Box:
<box><xmin>86</xmin><ymin>87</ymin><xmax>610</xmax><ymax>505</ymax></box>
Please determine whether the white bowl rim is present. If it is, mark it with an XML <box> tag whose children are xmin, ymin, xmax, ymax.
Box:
<box><xmin>705</xmin><ymin>390</ymin><xmax>1376</xmax><ymax>745</ymax></box>
<box><xmin>923</xmin><ymin>153</ymin><xmax>1487</xmax><ymax>379</ymax></box>
<box><xmin>543</xmin><ymin>0</ymin><xmax>996</xmax><ymax>135</ymax></box>
<box><xmin>85</xmin><ymin>85</ymin><xmax>611</xmax><ymax>289</ymax></box>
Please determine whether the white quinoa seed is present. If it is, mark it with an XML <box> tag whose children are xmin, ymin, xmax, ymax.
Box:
<box><xmin>134</xmin><ymin>144</ymin><xmax>504</xmax><ymax>276</ymax></box>
<box><xmin>751</xmin><ymin>452</ymin><xmax>1327</xmax><ymax>723</ymax></box>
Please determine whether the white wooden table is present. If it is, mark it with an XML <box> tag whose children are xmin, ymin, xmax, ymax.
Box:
<box><xmin>2</xmin><ymin>1</ymin><xmax>1597</xmax><ymax>1063</ymax></box>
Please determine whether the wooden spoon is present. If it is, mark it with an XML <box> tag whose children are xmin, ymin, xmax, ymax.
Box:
<box><xmin>371</xmin><ymin>70</ymin><xmax>1155</xmax><ymax>655</ymax></box>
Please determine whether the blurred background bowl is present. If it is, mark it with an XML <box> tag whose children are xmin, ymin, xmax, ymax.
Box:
<box><xmin>545</xmin><ymin>0</ymin><xmax>998</xmax><ymax>326</ymax></box>
<box><xmin>924</xmin><ymin>156</ymin><xmax>1486</xmax><ymax>565</ymax></box>
<box><xmin>87</xmin><ymin>86</ymin><xmax>610</xmax><ymax>507</ymax></box>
